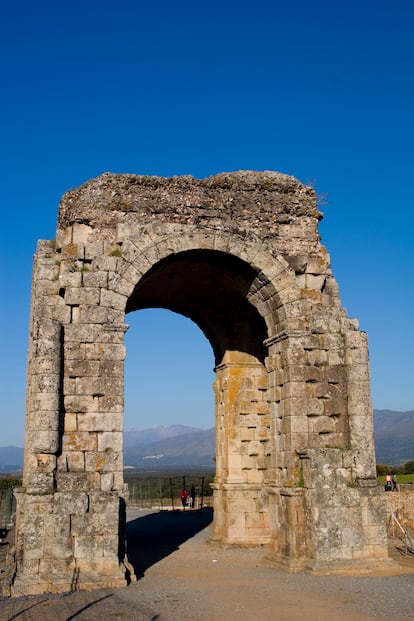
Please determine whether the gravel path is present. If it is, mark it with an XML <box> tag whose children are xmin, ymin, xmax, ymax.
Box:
<box><xmin>1</xmin><ymin>507</ymin><xmax>414</xmax><ymax>620</ymax></box>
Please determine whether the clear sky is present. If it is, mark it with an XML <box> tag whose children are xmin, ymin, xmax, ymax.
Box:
<box><xmin>0</xmin><ymin>1</ymin><xmax>412</xmax><ymax>446</ymax></box>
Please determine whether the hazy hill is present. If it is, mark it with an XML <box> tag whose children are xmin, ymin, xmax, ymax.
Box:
<box><xmin>0</xmin><ymin>446</ymin><xmax>24</xmax><ymax>471</ymax></box>
<box><xmin>373</xmin><ymin>409</ymin><xmax>414</xmax><ymax>465</ymax></box>
<box><xmin>124</xmin><ymin>427</ymin><xmax>215</xmax><ymax>469</ymax></box>
<box><xmin>1</xmin><ymin>410</ymin><xmax>413</xmax><ymax>471</ymax></box>
<box><xmin>123</xmin><ymin>425</ymin><xmax>201</xmax><ymax>449</ymax></box>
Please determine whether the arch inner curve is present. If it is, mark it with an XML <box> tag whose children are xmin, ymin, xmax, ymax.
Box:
<box><xmin>125</xmin><ymin>249</ymin><xmax>269</xmax><ymax>366</ymax></box>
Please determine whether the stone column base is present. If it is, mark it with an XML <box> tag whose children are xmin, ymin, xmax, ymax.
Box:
<box><xmin>11</xmin><ymin>565</ymin><xmax>127</xmax><ymax>597</ymax></box>
<box><xmin>265</xmin><ymin>552</ymin><xmax>398</xmax><ymax>576</ymax></box>
<box><xmin>211</xmin><ymin>481</ymin><xmax>270</xmax><ymax>546</ymax></box>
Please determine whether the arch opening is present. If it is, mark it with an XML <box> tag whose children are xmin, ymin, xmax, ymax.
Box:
<box><xmin>124</xmin><ymin>308</ymin><xmax>215</xmax><ymax>436</ymax></box>
<box><xmin>124</xmin><ymin>250</ymin><xmax>273</xmax><ymax>546</ymax></box>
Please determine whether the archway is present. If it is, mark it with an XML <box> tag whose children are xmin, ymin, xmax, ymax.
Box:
<box><xmin>12</xmin><ymin>171</ymin><xmax>390</xmax><ymax>596</ymax></box>
<box><xmin>125</xmin><ymin>249</ymin><xmax>271</xmax><ymax>545</ymax></box>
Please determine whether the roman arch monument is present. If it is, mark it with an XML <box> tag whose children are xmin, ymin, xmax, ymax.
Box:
<box><xmin>12</xmin><ymin>171</ymin><xmax>389</xmax><ymax>595</ymax></box>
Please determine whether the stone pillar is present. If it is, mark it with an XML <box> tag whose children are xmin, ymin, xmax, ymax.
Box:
<box><xmin>211</xmin><ymin>354</ymin><xmax>270</xmax><ymax>545</ymax></box>
<box><xmin>24</xmin><ymin>317</ymin><xmax>62</xmax><ymax>491</ymax></box>
<box><xmin>265</xmin><ymin>328</ymin><xmax>389</xmax><ymax>572</ymax></box>
<box><xmin>12</xmin><ymin>235</ymin><xmax>130</xmax><ymax>594</ymax></box>
<box><xmin>264</xmin><ymin>339</ymin><xmax>311</xmax><ymax>569</ymax></box>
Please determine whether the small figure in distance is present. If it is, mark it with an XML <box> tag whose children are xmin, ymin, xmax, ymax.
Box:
<box><xmin>180</xmin><ymin>488</ymin><xmax>189</xmax><ymax>509</ymax></box>
<box><xmin>392</xmin><ymin>473</ymin><xmax>399</xmax><ymax>492</ymax></box>
<box><xmin>190</xmin><ymin>484</ymin><xmax>196</xmax><ymax>509</ymax></box>
<box><xmin>385</xmin><ymin>474</ymin><xmax>392</xmax><ymax>492</ymax></box>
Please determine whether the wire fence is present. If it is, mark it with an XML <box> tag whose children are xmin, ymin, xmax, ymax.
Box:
<box><xmin>0</xmin><ymin>488</ymin><xmax>15</xmax><ymax>529</ymax></box>
<box><xmin>125</xmin><ymin>474</ymin><xmax>213</xmax><ymax>510</ymax></box>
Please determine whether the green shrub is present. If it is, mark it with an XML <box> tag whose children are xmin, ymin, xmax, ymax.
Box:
<box><xmin>0</xmin><ymin>477</ymin><xmax>21</xmax><ymax>489</ymax></box>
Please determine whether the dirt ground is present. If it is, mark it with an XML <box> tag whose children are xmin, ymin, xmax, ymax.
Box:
<box><xmin>1</xmin><ymin>507</ymin><xmax>414</xmax><ymax>621</ymax></box>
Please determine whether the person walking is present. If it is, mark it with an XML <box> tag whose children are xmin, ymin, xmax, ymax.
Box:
<box><xmin>392</xmin><ymin>473</ymin><xmax>399</xmax><ymax>491</ymax></box>
<box><xmin>190</xmin><ymin>484</ymin><xmax>196</xmax><ymax>508</ymax></box>
<box><xmin>180</xmin><ymin>488</ymin><xmax>189</xmax><ymax>509</ymax></box>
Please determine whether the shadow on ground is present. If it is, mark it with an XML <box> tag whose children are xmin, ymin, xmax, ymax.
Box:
<box><xmin>126</xmin><ymin>508</ymin><xmax>213</xmax><ymax>578</ymax></box>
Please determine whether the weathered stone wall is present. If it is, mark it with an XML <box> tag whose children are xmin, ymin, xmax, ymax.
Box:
<box><xmin>12</xmin><ymin>171</ymin><xmax>390</xmax><ymax>596</ymax></box>
<box><xmin>57</xmin><ymin>171</ymin><xmax>320</xmax><ymax>252</ymax></box>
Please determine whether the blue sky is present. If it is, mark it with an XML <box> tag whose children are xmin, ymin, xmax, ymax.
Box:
<box><xmin>0</xmin><ymin>1</ymin><xmax>412</xmax><ymax>446</ymax></box>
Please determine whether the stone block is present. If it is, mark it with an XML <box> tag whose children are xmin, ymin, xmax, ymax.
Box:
<box><xmin>100</xmin><ymin>288</ymin><xmax>127</xmax><ymax>310</ymax></box>
<box><xmin>323</xmin><ymin>398</ymin><xmax>346</xmax><ymax>417</ymax></box>
<box><xmin>63</xmin><ymin>376</ymin><xmax>76</xmax><ymax>394</ymax></box>
<box><xmin>91</xmin><ymin>255</ymin><xmax>119</xmax><ymax>272</ymax></box>
<box><xmin>84</xmin><ymin>241</ymin><xmax>105</xmax><ymax>260</ymax></box>
<box><xmin>107</xmin><ymin>272</ymin><xmax>134</xmax><ymax>296</ymax></box>
<box><xmin>246</xmin><ymin>469</ymin><xmax>266</xmax><ymax>484</ymax></box>
<box><xmin>79</xmin><ymin>305</ymin><xmax>124</xmax><ymax>325</ymax></box>
<box><xmin>82</xmin><ymin>270</ymin><xmax>110</xmax><ymax>288</ymax></box>
<box><xmin>84</xmin><ymin>343</ymin><xmax>126</xmax><ymax>361</ymax></box>
<box><xmin>85</xmin><ymin>450</ymin><xmax>123</xmax><ymax>473</ymax></box>
<box><xmin>64</xmin><ymin>394</ymin><xmax>94</xmax><ymax>413</ymax></box>
<box><xmin>281</xmin><ymin>381</ymin><xmax>307</xmax><ymax>399</ymax></box>
<box><xmin>35</xmin><ymin>453</ymin><xmax>57</xmax><ymax>473</ymax></box>
<box><xmin>58</xmin><ymin>270</ymin><xmax>83</xmax><ymax>288</ymax></box>
<box><xmin>73</xmin><ymin>535</ymin><xmax>105</xmax><ymax>559</ymax></box>
<box><xmin>103</xmin><ymin>534</ymin><xmax>119</xmax><ymax>556</ymax></box>
<box><xmin>307</xmin><ymin>349</ymin><xmax>328</xmax><ymax>366</ymax></box>
<box><xmin>309</xmin><ymin>416</ymin><xmax>336</xmax><ymax>435</ymax></box>
<box><xmin>25</xmin><ymin>471</ymin><xmax>55</xmax><ymax>493</ymax></box>
<box><xmin>66</xmin><ymin>451</ymin><xmax>86</xmax><ymax>472</ymax></box>
<box><xmin>77</xmin><ymin>412</ymin><xmax>123</xmax><ymax>432</ymax></box>
<box><xmin>238</xmin><ymin>413</ymin><xmax>260</xmax><ymax>427</ymax></box>
<box><xmin>98</xmin><ymin>395</ymin><xmax>124</xmax><ymax>412</ymax></box>
<box><xmin>64</xmin><ymin>359</ymin><xmax>100</xmax><ymax>377</ymax></box>
<box><xmin>305</xmin><ymin>273</ymin><xmax>326</xmax><ymax>290</ymax></box>
<box><xmin>88</xmin><ymin>491</ymin><xmax>120</xmax><ymax>513</ymax></box>
<box><xmin>99</xmin><ymin>360</ymin><xmax>124</xmax><ymax>377</ymax></box>
<box><xmin>113</xmin><ymin>471</ymin><xmax>124</xmax><ymax>491</ymax></box>
<box><xmin>240</xmin><ymin>427</ymin><xmax>255</xmax><ymax>442</ymax></box>
<box><xmin>30</xmin><ymin>373</ymin><xmax>61</xmax><ymax>394</ymax></box>
<box><xmin>54</xmin><ymin>491</ymin><xmax>89</xmax><ymax>514</ymax></box>
<box><xmin>56</xmin><ymin>472</ymin><xmax>89</xmax><ymax>491</ymax></box>
<box><xmin>64</xmin><ymin>287</ymin><xmax>100</xmax><ymax>306</ymax></box>
<box><xmin>27</xmin><ymin>410</ymin><xmax>60</xmax><ymax>432</ymax></box>
<box><xmin>62</xmin><ymin>431</ymin><xmax>97</xmax><ymax>452</ymax></box>
<box><xmin>44</xmin><ymin>522</ymin><xmax>73</xmax><ymax>560</ymax></box>
<box><xmin>64</xmin><ymin>323</ymin><xmax>101</xmax><ymax>343</ymax></box>
<box><xmin>101</xmin><ymin>473</ymin><xmax>115</xmax><ymax>491</ymax></box>
<box><xmin>116</xmin><ymin>261</ymin><xmax>143</xmax><ymax>285</ymax></box>
<box><xmin>71</xmin><ymin>512</ymin><xmax>118</xmax><ymax>536</ymax></box>
<box><xmin>75</xmin><ymin>376</ymin><xmax>122</xmax><ymax>396</ymax></box>
<box><xmin>98</xmin><ymin>431</ymin><xmax>123</xmax><ymax>452</ymax></box>
<box><xmin>247</xmin><ymin>441</ymin><xmax>265</xmax><ymax>456</ymax></box>
<box><xmin>29</xmin><ymin>429</ymin><xmax>59</xmax><ymax>453</ymax></box>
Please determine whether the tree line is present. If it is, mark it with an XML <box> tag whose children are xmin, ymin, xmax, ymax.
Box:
<box><xmin>376</xmin><ymin>460</ymin><xmax>414</xmax><ymax>476</ymax></box>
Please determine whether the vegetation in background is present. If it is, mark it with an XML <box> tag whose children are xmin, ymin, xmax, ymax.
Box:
<box><xmin>124</xmin><ymin>470</ymin><xmax>214</xmax><ymax>507</ymax></box>
<box><xmin>0</xmin><ymin>477</ymin><xmax>21</xmax><ymax>489</ymax></box>
<box><xmin>377</xmin><ymin>460</ymin><xmax>414</xmax><ymax>485</ymax></box>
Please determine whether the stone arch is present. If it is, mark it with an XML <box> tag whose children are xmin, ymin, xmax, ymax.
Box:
<box><xmin>12</xmin><ymin>171</ymin><xmax>390</xmax><ymax>596</ymax></box>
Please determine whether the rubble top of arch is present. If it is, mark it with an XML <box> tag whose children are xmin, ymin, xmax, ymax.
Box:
<box><xmin>58</xmin><ymin>170</ymin><xmax>322</xmax><ymax>232</ymax></box>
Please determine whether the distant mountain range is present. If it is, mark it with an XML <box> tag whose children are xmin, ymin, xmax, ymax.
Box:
<box><xmin>372</xmin><ymin>409</ymin><xmax>414</xmax><ymax>465</ymax></box>
<box><xmin>123</xmin><ymin>425</ymin><xmax>215</xmax><ymax>468</ymax></box>
<box><xmin>1</xmin><ymin>410</ymin><xmax>413</xmax><ymax>471</ymax></box>
<box><xmin>0</xmin><ymin>446</ymin><xmax>24</xmax><ymax>472</ymax></box>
